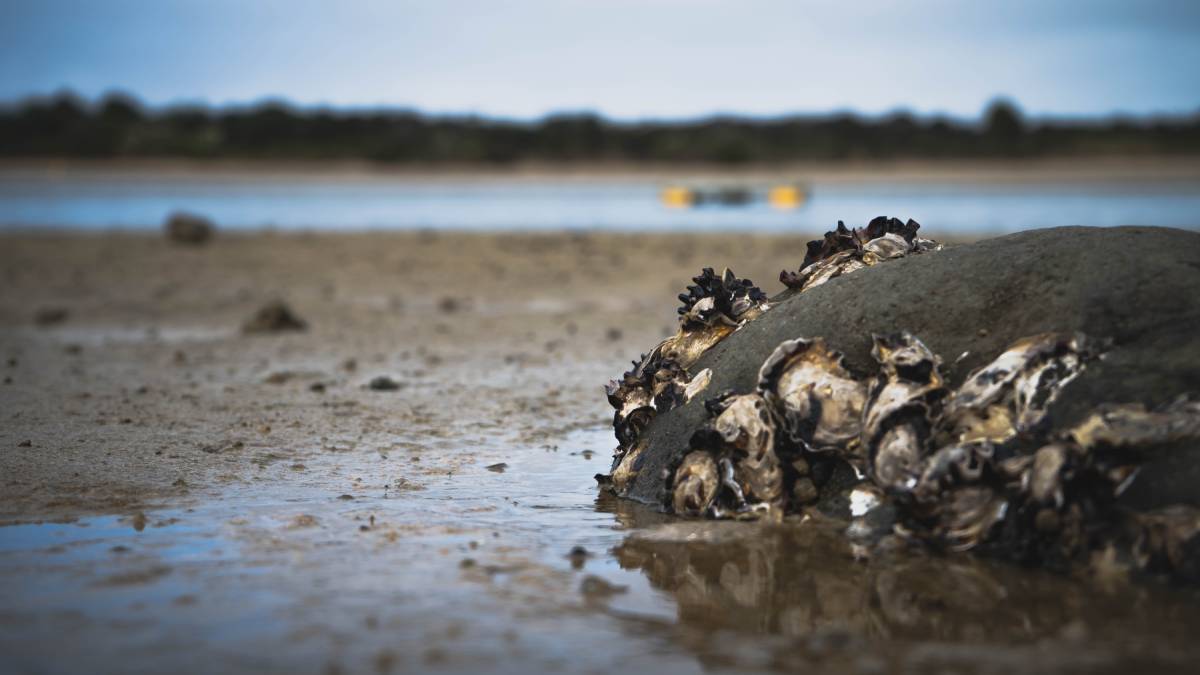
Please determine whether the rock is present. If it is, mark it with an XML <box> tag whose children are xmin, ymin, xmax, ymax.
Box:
<box><xmin>33</xmin><ymin>307</ymin><xmax>68</xmax><ymax>326</ymax></box>
<box><xmin>367</xmin><ymin>376</ymin><xmax>401</xmax><ymax>391</ymax></box>
<box><xmin>164</xmin><ymin>212</ymin><xmax>214</xmax><ymax>245</ymax></box>
<box><xmin>616</xmin><ymin>227</ymin><xmax>1200</xmax><ymax>515</ymax></box>
<box><xmin>241</xmin><ymin>301</ymin><xmax>307</xmax><ymax>334</ymax></box>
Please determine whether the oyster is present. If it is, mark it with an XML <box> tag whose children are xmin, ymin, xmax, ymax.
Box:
<box><xmin>1069</xmin><ymin>396</ymin><xmax>1200</xmax><ymax>450</ymax></box>
<box><xmin>779</xmin><ymin>217</ymin><xmax>941</xmax><ymax>292</ymax></box>
<box><xmin>1132</xmin><ymin>506</ymin><xmax>1200</xmax><ymax>581</ymax></box>
<box><xmin>861</xmin><ymin>332</ymin><xmax>946</xmax><ymax>491</ymax></box>
<box><xmin>603</xmin><ymin>268</ymin><xmax>768</xmax><ymax>497</ymax></box>
<box><xmin>937</xmin><ymin>333</ymin><xmax>1100</xmax><ymax>446</ymax></box>
<box><xmin>671</xmin><ymin>451</ymin><xmax>720</xmax><ymax>517</ymax></box>
<box><xmin>757</xmin><ymin>337</ymin><xmax>866</xmax><ymax>455</ymax></box>
<box><xmin>684</xmin><ymin>392</ymin><xmax>785</xmax><ymax>516</ymax></box>
<box><xmin>668</xmin><ymin>267</ymin><xmax>769</xmax><ymax>367</ymax></box>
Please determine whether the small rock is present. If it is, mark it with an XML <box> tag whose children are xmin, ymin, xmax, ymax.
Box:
<box><xmin>242</xmin><ymin>301</ymin><xmax>307</xmax><ymax>334</ymax></box>
<box><xmin>367</xmin><ymin>376</ymin><xmax>402</xmax><ymax>391</ymax></box>
<box><xmin>263</xmin><ymin>371</ymin><xmax>295</xmax><ymax>385</ymax></box>
<box><xmin>485</xmin><ymin>462</ymin><xmax>508</xmax><ymax>473</ymax></box>
<box><xmin>33</xmin><ymin>307</ymin><xmax>68</xmax><ymax>326</ymax></box>
<box><xmin>567</xmin><ymin>545</ymin><xmax>590</xmax><ymax>569</ymax></box>
<box><xmin>580</xmin><ymin>575</ymin><xmax>626</xmax><ymax>598</ymax></box>
<box><xmin>438</xmin><ymin>296</ymin><xmax>461</xmax><ymax>313</ymax></box>
<box><xmin>309</xmin><ymin>382</ymin><xmax>326</xmax><ymax>393</ymax></box>
<box><xmin>164</xmin><ymin>212</ymin><xmax>214</xmax><ymax>245</ymax></box>
<box><xmin>18</xmin><ymin>439</ymin><xmax>31</xmax><ymax>447</ymax></box>
<box><xmin>605</xmin><ymin>327</ymin><xmax>623</xmax><ymax>342</ymax></box>
<box><xmin>337</xmin><ymin>494</ymin><xmax>355</xmax><ymax>500</ymax></box>
<box><xmin>290</xmin><ymin>514</ymin><xmax>318</xmax><ymax>529</ymax></box>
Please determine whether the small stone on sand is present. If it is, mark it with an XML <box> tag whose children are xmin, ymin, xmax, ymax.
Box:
<box><xmin>242</xmin><ymin>301</ymin><xmax>307</xmax><ymax>334</ymax></box>
<box><xmin>164</xmin><ymin>212</ymin><xmax>214</xmax><ymax>245</ymax></box>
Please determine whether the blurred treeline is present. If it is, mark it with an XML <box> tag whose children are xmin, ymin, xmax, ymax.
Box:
<box><xmin>2</xmin><ymin>92</ymin><xmax>1199</xmax><ymax>163</ymax></box>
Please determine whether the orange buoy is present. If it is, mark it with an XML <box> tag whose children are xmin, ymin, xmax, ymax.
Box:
<box><xmin>661</xmin><ymin>186</ymin><xmax>694</xmax><ymax>208</ymax></box>
<box><xmin>768</xmin><ymin>185</ymin><xmax>806</xmax><ymax>210</ymax></box>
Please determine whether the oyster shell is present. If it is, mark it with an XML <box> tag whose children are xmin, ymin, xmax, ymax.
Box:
<box><xmin>667</xmin><ymin>267</ymin><xmax>769</xmax><ymax>367</ymax></box>
<box><xmin>1069</xmin><ymin>396</ymin><xmax>1200</xmax><ymax>450</ymax></box>
<box><xmin>861</xmin><ymin>333</ymin><xmax>946</xmax><ymax>491</ymax></box>
<box><xmin>779</xmin><ymin>217</ymin><xmax>941</xmax><ymax>292</ymax></box>
<box><xmin>603</xmin><ymin>268</ymin><xmax>769</xmax><ymax>496</ymax></box>
<box><xmin>938</xmin><ymin>333</ymin><xmax>1099</xmax><ymax>446</ymax></box>
<box><xmin>757</xmin><ymin>337</ymin><xmax>866</xmax><ymax>455</ymax></box>
<box><xmin>671</xmin><ymin>451</ymin><xmax>720</xmax><ymax>517</ymax></box>
<box><xmin>685</xmin><ymin>392</ymin><xmax>785</xmax><ymax>515</ymax></box>
<box><xmin>1132</xmin><ymin>506</ymin><xmax>1200</xmax><ymax>581</ymax></box>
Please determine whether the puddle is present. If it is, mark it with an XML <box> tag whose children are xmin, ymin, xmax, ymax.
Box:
<box><xmin>3</xmin><ymin>425</ymin><xmax>1200</xmax><ymax>674</ymax></box>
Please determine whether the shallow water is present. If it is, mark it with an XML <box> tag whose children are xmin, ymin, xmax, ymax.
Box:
<box><xmin>1</xmin><ymin>170</ymin><xmax>1198</xmax><ymax>233</ymax></box>
<box><xmin>4</xmin><ymin>424</ymin><xmax>1200</xmax><ymax>674</ymax></box>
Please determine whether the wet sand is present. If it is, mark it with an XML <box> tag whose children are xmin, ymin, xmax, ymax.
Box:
<box><xmin>2</xmin><ymin>230</ymin><xmax>1200</xmax><ymax>673</ymax></box>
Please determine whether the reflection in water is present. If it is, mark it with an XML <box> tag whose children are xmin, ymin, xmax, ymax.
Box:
<box><xmin>604</xmin><ymin>506</ymin><xmax>1200</xmax><ymax>672</ymax></box>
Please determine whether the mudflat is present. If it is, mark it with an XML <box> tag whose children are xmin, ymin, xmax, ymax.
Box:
<box><xmin>2</xmin><ymin>229</ymin><xmax>1200</xmax><ymax>674</ymax></box>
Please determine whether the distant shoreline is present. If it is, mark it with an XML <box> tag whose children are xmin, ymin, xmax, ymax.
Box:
<box><xmin>3</xmin><ymin>156</ymin><xmax>1200</xmax><ymax>186</ymax></box>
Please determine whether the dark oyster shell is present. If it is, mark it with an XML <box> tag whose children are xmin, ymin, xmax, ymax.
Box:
<box><xmin>677</xmin><ymin>267</ymin><xmax>768</xmax><ymax>329</ymax></box>
<box><xmin>780</xmin><ymin>217</ymin><xmax>940</xmax><ymax>291</ymax></box>
<box><xmin>603</xmin><ymin>268</ymin><xmax>769</xmax><ymax>498</ymax></box>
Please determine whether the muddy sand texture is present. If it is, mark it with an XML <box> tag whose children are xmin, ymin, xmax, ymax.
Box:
<box><xmin>0</xmin><ymin>230</ymin><xmax>816</xmax><ymax>519</ymax></box>
<box><xmin>622</xmin><ymin>226</ymin><xmax>1200</xmax><ymax>508</ymax></box>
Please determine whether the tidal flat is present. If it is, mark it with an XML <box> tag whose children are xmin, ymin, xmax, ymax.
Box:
<box><xmin>2</xmin><ymin>229</ymin><xmax>1200</xmax><ymax>674</ymax></box>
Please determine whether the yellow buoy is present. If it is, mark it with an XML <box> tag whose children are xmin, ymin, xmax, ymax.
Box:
<box><xmin>768</xmin><ymin>185</ymin><xmax>805</xmax><ymax>210</ymax></box>
<box><xmin>661</xmin><ymin>186</ymin><xmax>694</xmax><ymax>208</ymax></box>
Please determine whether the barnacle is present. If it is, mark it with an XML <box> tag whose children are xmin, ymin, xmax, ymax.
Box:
<box><xmin>779</xmin><ymin>217</ymin><xmax>941</xmax><ymax>292</ymax></box>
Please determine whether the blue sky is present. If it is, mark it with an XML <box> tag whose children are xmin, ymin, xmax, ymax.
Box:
<box><xmin>1</xmin><ymin>0</ymin><xmax>1198</xmax><ymax>120</ymax></box>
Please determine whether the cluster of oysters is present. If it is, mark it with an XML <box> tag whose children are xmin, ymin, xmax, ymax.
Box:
<box><xmin>601</xmin><ymin>217</ymin><xmax>1200</xmax><ymax>579</ymax></box>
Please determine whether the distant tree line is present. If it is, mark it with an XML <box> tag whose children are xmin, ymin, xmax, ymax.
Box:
<box><xmin>2</xmin><ymin>91</ymin><xmax>1198</xmax><ymax>164</ymax></box>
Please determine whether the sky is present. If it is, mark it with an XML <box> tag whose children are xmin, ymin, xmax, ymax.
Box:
<box><xmin>1</xmin><ymin>0</ymin><xmax>1199</xmax><ymax>120</ymax></box>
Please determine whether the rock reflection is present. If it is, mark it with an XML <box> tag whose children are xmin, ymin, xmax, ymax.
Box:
<box><xmin>604</xmin><ymin>511</ymin><xmax>1200</xmax><ymax>671</ymax></box>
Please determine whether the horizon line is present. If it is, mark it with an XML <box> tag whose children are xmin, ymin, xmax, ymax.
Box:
<box><xmin>6</xmin><ymin>89</ymin><xmax>1200</xmax><ymax>126</ymax></box>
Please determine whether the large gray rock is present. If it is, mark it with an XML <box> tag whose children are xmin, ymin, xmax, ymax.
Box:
<box><xmin>621</xmin><ymin>226</ymin><xmax>1200</xmax><ymax>511</ymax></box>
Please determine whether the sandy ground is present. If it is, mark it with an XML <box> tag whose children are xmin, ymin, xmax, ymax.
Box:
<box><xmin>0</xmin><ymin>230</ymin><xmax>814</xmax><ymax>519</ymax></box>
<box><xmin>3</xmin><ymin>229</ymin><xmax>1200</xmax><ymax>674</ymax></box>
